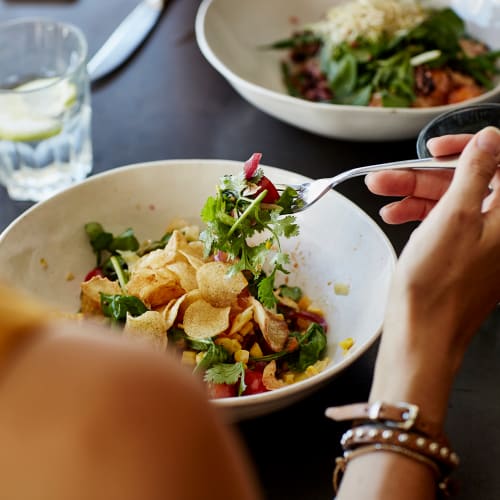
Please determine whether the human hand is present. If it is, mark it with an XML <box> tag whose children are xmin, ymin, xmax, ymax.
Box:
<box><xmin>365</xmin><ymin>133</ymin><xmax>498</xmax><ymax>224</ymax></box>
<box><xmin>370</xmin><ymin>126</ymin><xmax>500</xmax><ymax>427</ymax></box>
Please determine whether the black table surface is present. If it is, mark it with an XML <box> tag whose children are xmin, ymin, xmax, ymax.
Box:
<box><xmin>1</xmin><ymin>1</ymin><xmax>499</xmax><ymax>498</ymax></box>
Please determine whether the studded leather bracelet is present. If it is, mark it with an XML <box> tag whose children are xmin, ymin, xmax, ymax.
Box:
<box><xmin>341</xmin><ymin>424</ymin><xmax>459</xmax><ymax>473</ymax></box>
<box><xmin>327</xmin><ymin>402</ymin><xmax>459</xmax><ymax>497</ymax></box>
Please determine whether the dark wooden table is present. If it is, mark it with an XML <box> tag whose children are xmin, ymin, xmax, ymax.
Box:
<box><xmin>1</xmin><ymin>1</ymin><xmax>499</xmax><ymax>498</ymax></box>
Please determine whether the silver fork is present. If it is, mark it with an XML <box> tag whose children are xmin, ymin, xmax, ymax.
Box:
<box><xmin>274</xmin><ymin>155</ymin><xmax>459</xmax><ymax>213</ymax></box>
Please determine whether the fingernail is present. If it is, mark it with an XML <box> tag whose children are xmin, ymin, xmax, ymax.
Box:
<box><xmin>476</xmin><ymin>126</ymin><xmax>500</xmax><ymax>155</ymax></box>
<box><xmin>426</xmin><ymin>137</ymin><xmax>438</xmax><ymax>149</ymax></box>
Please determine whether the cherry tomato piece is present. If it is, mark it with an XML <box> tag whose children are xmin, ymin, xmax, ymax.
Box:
<box><xmin>84</xmin><ymin>267</ymin><xmax>103</xmax><ymax>281</ymax></box>
<box><xmin>243</xmin><ymin>369</ymin><xmax>268</xmax><ymax>396</ymax></box>
<box><xmin>258</xmin><ymin>175</ymin><xmax>280</xmax><ymax>203</ymax></box>
<box><xmin>208</xmin><ymin>382</ymin><xmax>237</xmax><ymax>399</ymax></box>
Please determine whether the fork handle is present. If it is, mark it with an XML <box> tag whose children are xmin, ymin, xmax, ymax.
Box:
<box><xmin>342</xmin><ymin>154</ymin><xmax>459</xmax><ymax>181</ymax></box>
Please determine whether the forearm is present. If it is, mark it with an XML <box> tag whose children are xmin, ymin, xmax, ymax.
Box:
<box><xmin>336</xmin><ymin>299</ymin><xmax>459</xmax><ymax>499</ymax></box>
<box><xmin>336</xmin><ymin>448</ymin><xmax>437</xmax><ymax>500</ymax></box>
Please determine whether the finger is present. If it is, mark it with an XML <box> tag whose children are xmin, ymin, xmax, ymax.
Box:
<box><xmin>447</xmin><ymin>127</ymin><xmax>500</xmax><ymax>210</ymax></box>
<box><xmin>484</xmin><ymin>169</ymin><xmax>500</xmax><ymax>211</ymax></box>
<box><xmin>379</xmin><ymin>197</ymin><xmax>438</xmax><ymax>224</ymax></box>
<box><xmin>427</xmin><ymin>134</ymin><xmax>473</xmax><ymax>157</ymax></box>
<box><xmin>365</xmin><ymin>169</ymin><xmax>453</xmax><ymax>199</ymax></box>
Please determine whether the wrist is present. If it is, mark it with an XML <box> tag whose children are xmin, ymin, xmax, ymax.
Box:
<box><xmin>369</xmin><ymin>319</ymin><xmax>459</xmax><ymax>431</ymax></box>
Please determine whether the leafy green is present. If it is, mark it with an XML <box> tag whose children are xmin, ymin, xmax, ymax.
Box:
<box><xmin>109</xmin><ymin>255</ymin><xmax>128</xmax><ymax>289</ymax></box>
<box><xmin>192</xmin><ymin>339</ymin><xmax>230</xmax><ymax>374</ymax></box>
<box><xmin>200</xmin><ymin>167</ymin><xmax>301</xmax><ymax>309</ymax></box>
<box><xmin>137</xmin><ymin>232</ymin><xmax>172</xmax><ymax>256</ymax></box>
<box><xmin>164</xmin><ymin>331</ymin><xmax>230</xmax><ymax>373</ymax></box>
<box><xmin>270</xmin><ymin>6</ymin><xmax>500</xmax><ymax>107</ymax></box>
<box><xmin>263</xmin><ymin>31</ymin><xmax>321</xmax><ymax>50</ymax></box>
<box><xmin>279</xmin><ymin>284</ymin><xmax>303</xmax><ymax>302</ymax></box>
<box><xmin>288</xmin><ymin>323</ymin><xmax>327</xmax><ymax>372</ymax></box>
<box><xmin>84</xmin><ymin>222</ymin><xmax>113</xmax><ymax>267</ymax></box>
<box><xmin>204</xmin><ymin>362</ymin><xmax>247</xmax><ymax>396</ymax></box>
<box><xmin>251</xmin><ymin>322</ymin><xmax>327</xmax><ymax>372</ymax></box>
<box><xmin>101</xmin><ymin>254</ymin><xmax>127</xmax><ymax>283</ymax></box>
<box><xmin>84</xmin><ymin>222</ymin><xmax>139</xmax><ymax>267</ymax></box>
<box><xmin>100</xmin><ymin>293</ymin><xmax>148</xmax><ymax>324</ymax></box>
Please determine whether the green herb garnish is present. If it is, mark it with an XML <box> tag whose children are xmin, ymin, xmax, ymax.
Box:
<box><xmin>204</xmin><ymin>362</ymin><xmax>247</xmax><ymax>396</ymax></box>
<box><xmin>200</xmin><ymin>157</ymin><xmax>301</xmax><ymax>308</ymax></box>
<box><xmin>100</xmin><ymin>293</ymin><xmax>148</xmax><ymax>324</ymax></box>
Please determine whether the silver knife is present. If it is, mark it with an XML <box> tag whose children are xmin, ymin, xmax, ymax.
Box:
<box><xmin>87</xmin><ymin>0</ymin><xmax>165</xmax><ymax>82</ymax></box>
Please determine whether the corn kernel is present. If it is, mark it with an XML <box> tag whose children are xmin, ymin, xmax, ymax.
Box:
<box><xmin>305</xmin><ymin>365</ymin><xmax>319</xmax><ymax>377</ymax></box>
<box><xmin>294</xmin><ymin>372</ymin><xmax>308</xmax><ymax>382</ymax></box>
<box><xmin>334</xmin><ymin>282</ymin><xmax>350</xmax><ymax>296</ymax></box>
<box><xmin>339</xmin><ymin>337</ymin><xmax>354</xmax><ymax>352</ymax></box>
<box><xmin>240</xmin><ymin>322</ymin><xmax>254</xmax><ymax>336</ymax></box>
<box><xmin>215</xmin><ymin>337</ymin><xmax>242</xmax><ymax>354</ymax></box>
<box><xmin>282</xmin><ymin>372</ymin><xmax>295</xmax><ymax>384</ymax></box>
<box><xmin>181</xmin><ymin>351</ymin><xmax>197</xmax><ymax>366</ymax></box>
<box><xmin>234</xmin><ymin>349</ymin><xmax>250</xmax><ymax>364</ymax></box>
<box><xmin>230</xmin><ymin>333</ymin><xmax>243</xmax><ymax>343</ymax></box>
<box><xmin>249</xmin><ymin>342</ymin><xmax>263</xmax><ymax>358</ymax></box>
<box><xmin>307</xmin><ymin>304</ymin><xmax>324</xmax><ymax>316</ymax></box>
<box><xmin>297</xmin><ymin>296</ymin><xmax>311</xmax><ymax>309</ymax></box>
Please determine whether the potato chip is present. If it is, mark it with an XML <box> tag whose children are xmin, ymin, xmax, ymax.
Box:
<box><xmin>229</xmin><ymin>305</ymin><xmax>254</xmax><ymax>335</ymax></box>
<box><xmin>187</xmin><ymin>240</ymin><xmax>204</xmax><ymax>257</ymax></box>
<box><xmin>165</xmin><ymin>218</ymin><xmax>192</xmax><ymax>232</ymax></box>
<box><xmin>126</xmin><ymin>267</ymin><xmax>184</xmax><ymax>308</ymax></box>
<box><xmin>124</xmin><ymin>310</ymin><xmax>167</xmax><ymax>351</ymax></box>
<box><xmin>80</xmin><ymin>276</ymin><xmax>121</xmax><ymax>315</ymax></box>
<box><xmin>177</xmin><ymin>289</ymin><xmax>203</xmax><ymax>319</ymax></box>
<box><xmin>160</xmin><ymin>294</ymin><xmax>187</xmax><ymax>330</ymax></box>
<box><xmin>196</xmin><ymin>261</ymin><xmax>247</xmax><ymax>307</ymax></box>
<box><xmin>275</xmin><ymin>293</ymin><xmax>299</xmax><ymax>311</ymax></box>
<box><xmin>167</xmin><ymin>261</ymin><xmax>198</xmax><ymax>292</ymax></box>
<box><xmin>262</xmin><ymin>360</ymin><xmax>286</xmax><ymax>390</ymax></box>
<box><xmin>179</xmin><ymin>250</ymin><xmax>205</xmax><ymax>271</ymax></box>
<box><xmin>162</xmin><ymin>230</ymin><xmax>191</xmax><ymax>261</ymax></box>
<box><xmin>251</xmin><ymin>297</ymin><xmax>289</xmax><ymax>352</ymax></box>
<box><xmin>183</xmin><ymin>299</ymin><xmax>230</xmax><ymax>339</ymax></box>
<box><xmin>131</xmin><ymin>230</ymin><xmax>190</xmax><ymax>272</ymax></box>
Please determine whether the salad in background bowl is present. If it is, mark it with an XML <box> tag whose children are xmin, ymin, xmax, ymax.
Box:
<box><xmin>0</xmin><ymin>159</ymin><xmax>396</xmax><ymax>420</ymax></box>
<box><xmin>195</xmin><ymin>0</ymin><xmax>500</xmax><ymax>141</ymax></box>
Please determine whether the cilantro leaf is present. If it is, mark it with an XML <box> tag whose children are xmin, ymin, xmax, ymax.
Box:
<box><xmin>193</xmin><ymin>340</ymin><xmax>229</xmax><ymax>374</ymax></box>
<box><xmin>204</xmin><ymin>362</ymin><xmax>247</xmax><ymax>396</ymax></box>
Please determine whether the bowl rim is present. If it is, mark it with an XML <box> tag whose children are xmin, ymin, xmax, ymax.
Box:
<box><xmin>416</xmin><ymin>103</ymin><xmax>500</xmax><ymax>158</ymax></box>
<box><xmin>195</xmin><ymin>0</ymin><xmax>500</xmax><ymax>116</ymax></box>
<box><xmin>0</xmin><ymin>158</ymin><xmax>397</xmax><ymax>409</ymax></box>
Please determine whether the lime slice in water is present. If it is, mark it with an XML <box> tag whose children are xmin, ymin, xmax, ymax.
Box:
<box><xmin>0</xmin><ymin>77</ymin><xmax>77</xmax><ymax>142</ymax></box>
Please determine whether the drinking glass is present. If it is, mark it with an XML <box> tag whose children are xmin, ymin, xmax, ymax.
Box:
<box><xmin>0</xmin><ymin>18</ymin><xmax>92</xmax><ymax>201</ymax></box>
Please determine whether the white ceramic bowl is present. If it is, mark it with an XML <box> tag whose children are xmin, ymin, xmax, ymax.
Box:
<box><xmin>0</xmin><ymin>160</ymin><xmax>396</xmax><ymax>420</ymax></box>
<box><xmin>195</xmin><ymin>0</ymin><xmax>500</xmax><ymax>141</ymax></box>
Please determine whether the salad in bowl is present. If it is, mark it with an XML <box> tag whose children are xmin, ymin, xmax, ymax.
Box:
<box><xmin>79</xmin><ymin>155</ymin><xmax>332</xmax><ymax>399</ymax></box>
